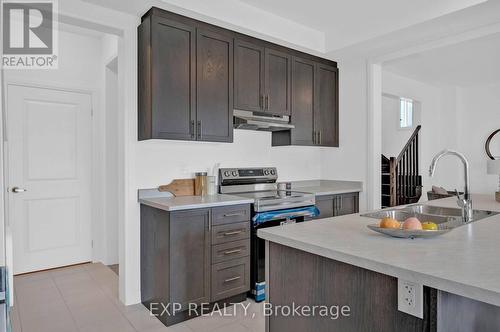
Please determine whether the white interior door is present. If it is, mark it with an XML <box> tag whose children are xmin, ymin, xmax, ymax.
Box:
<box><xmin>7</xmin><ymin>85</ymin><xmax>92</xmax><ymax>274</ymax></box>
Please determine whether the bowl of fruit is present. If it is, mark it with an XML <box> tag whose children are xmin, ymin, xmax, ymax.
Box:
<box><xmin>367</xmin><ymin>216</ymin><xmax>450</xmax><ymax>239</ymax></box>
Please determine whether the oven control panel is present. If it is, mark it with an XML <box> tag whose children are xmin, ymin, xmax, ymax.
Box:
<box><xmin>219</xmin><ymin>167</ymin><xmax>277</xmax><ymax>183</ymax></box>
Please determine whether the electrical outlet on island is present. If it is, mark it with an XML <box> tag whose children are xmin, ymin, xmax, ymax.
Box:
<box><xmin>397</xmin><ymin>279</ymin><xmax>423</xmax><ymax>318</ymax></box>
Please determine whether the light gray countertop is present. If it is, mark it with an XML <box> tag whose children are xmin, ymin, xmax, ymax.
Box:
<box><xmin>258</xmin><ymin>194</ymin><xmax>500</xmax><ymax>306</ymax></box>
<box><xmin>290</xmin><ymin>180</ymin><xmax>363</xmax><ymax>196</ymax></box>
<box><xmin>138</xmin><ymin>180</ymin><xmax>363</xmax><ymax>211</ymax></box>
<box><xmin>138</xmin><ymin>189</ymin><xmax>253</xmax><ymax>211</ymax></box>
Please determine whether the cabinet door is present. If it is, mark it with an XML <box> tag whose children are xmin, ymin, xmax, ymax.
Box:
<box><xmin>314</xmin><ymin>196</ymin><xmax>334</xmax><ymax>219</ymax></box>
<box><xmin>291</xmin><ymin>57</ymin><xmax>315</xmax><ymax>145</ymax></box>
<box><xmin>151</xmin><ymin>17</ymin><xmax>196</xmax><ymax>140</ymax></box>
<box><xmin>196</xmin><ymin>29</ymin><xmax>233</xmax><ymax>142</ymax></box>
<box><xmin>334</xmin><ymin>193</ymin><xmax>359</xmax><ymax>216</ymax></box>
<box><xmin>170</xmin><ymin>209</ymin><xmax>211</xmax><ymax>309</ymax></box>
<box><xmin>315</xmin><ymin>63</ymin><xmax>339</xmax><ymax>147</ymax></box>
<box><xmin>234</xmin><ymin>40</ymin><xmax>264</xmax><ymax>112</ymax></box>
<box><xmin>265</xmin><ymin>49</ymin><xmax>291</xmax><ymax>115</ymax></box>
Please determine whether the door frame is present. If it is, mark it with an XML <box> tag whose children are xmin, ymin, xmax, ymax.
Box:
<box><xmin>4</xmin><ymin>81</ymin><xmax>99</xmax><ymax>270</ymax></box>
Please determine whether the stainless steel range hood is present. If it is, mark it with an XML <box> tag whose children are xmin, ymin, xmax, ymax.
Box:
<box><xmin>233</xmin><ymin>109</ymin><xmax>294</xmax><ymax>132</ymax></box>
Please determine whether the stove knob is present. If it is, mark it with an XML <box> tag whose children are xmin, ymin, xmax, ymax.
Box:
<box><xmin>224</xmin><ymin>171</ymin><xmax>230</xmax><ymax>177</ymax></box>
<box><xmin>231</xmin><ymin>171</ymin><xmax>238</xmax><ymax>177</ymax></box>
<box><xmin>270</xmin><ymin>169</ymin><xmax>276</xmax><ymax>175</ymax></box>
<box><xmin>264</xmin><ymin>169</ymin><xmax>270</xmax><ymax>175</ymax></box>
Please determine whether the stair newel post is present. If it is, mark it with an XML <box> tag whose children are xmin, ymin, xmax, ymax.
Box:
<box><xmin>389</xmin><ymin>157</ymin><xmax>397</xmax><ymax>207</ymax></box>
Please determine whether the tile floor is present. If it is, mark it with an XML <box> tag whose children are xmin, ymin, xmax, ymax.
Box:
<box><xmin>11</xmin><ymin>263</ymin><xmax>264</xmax><ymax>332</ymax></box>
<box><xmin>107</xmin><ymin>264</ymin><xmax>119</xmax><ymax>276</ymax></box>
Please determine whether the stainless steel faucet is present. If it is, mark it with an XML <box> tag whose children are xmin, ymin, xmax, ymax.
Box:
<box><xmin>429</xmin><ymin>149</ymin><xmax>473</xmax><ymax>222</ymax></box>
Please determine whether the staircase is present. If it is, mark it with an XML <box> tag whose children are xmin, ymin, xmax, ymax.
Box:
<box><xmin>381</xmin><ymin>125</ymin><xmax>422</xmax><ymax>208</ymax></box>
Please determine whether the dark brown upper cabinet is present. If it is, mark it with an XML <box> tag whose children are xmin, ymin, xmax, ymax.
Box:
<box><xmin>234</xmin><ymin>40</ymin><xmax>291</xmax><ymax>115</ymax></box>
<box><xmin>138</xmin><ymin>16</ymin><xmax>196</xmax><ymax>141</ymax></box>
<box><xmin>315</xmin><ymin>63</ymin><xmax>339</xmax><ymax>147</ymax></box>
<box><xmin>290</xmin><ymin>57</ymin><xmax>315</xmax><ymax>145</ymax></box>
<box><xmin>138</xmin><ymin>16</ymin><xmax>232</xmax><ymax>142</ymax></box>
<box><xmin>265</xmin><ymin>49</ymin><xmax>291</xmax><ymax>115</ymax></box>
<box><xmin>272</xmin><ymin>58</ymin><xmax>339</xmax><ymax>147</ymax></box>
<box><xmin>234</xmin><ymin>40</ymin><xmax>265</xmax><ymax>112</ymax></box>
<box><xmin>196</xmin><ymin>29</ymin><xmax>233</xmax><ymax>142</ymax></box>
<box><xmin>139</xmin><ymin>8</ymin><xmax>337</xmax><ymax>144</ymax></box>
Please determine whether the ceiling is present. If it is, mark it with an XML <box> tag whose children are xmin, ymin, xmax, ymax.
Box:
<box><xmin>383</xmin><ymin>32</ymin><xmax>500</xmax><ymax>87</ymax></box>
<box><xmin>239</xmin><ymin>0</ymin><xmax>486</xmax><ymax>50</ymax></box>
<box><xmin>82</xmin><ymin>0</ymin><xmax>489</xmax><ymax>54</ymax></box>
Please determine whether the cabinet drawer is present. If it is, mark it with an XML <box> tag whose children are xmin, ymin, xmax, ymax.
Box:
<box><xmin>211</xmin><ymin>239</ymin><xmax>249</xmax><ymax>264</ymax></box>
<box><xmin>211</xmin><ymin>257</ymin><xmax>250</xmax><ymax>302</ymax></box>
<box><xmin>212</xmin><ymin>222</ymin><xmax>250</xmax><ymax>245</ymax></box>
<box><xmin>211</xmin><ymin>205</ymin><xmax>250</xmax><ymax>225</ymax></box>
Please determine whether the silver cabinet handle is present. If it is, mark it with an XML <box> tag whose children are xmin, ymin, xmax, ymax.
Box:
<box><xmin>11</xmin><ymin>187</ymin><xmax>27</xmax><ymax>193</ymax></box>
<box><xmin>223</xmin><ymin>249</ymin><xmax>242</xmax><ymax>255</ymax></box>
<box><xmin>223</xmin><ymin>212</ymin><xmax>244</xmax><ymax>217</ymax></box>
<box><xmin>265</xmin><ymin>95</ymin><xmax>269</xmax><ymax>110</ymax></box>
<box><xmin>319</xmin><ymin>131</ymin><xmax>322</xmax><ymax>145</ymax></box>
<box><xmin>197</xmin><ymin>120</ymin><xmax>202</xmax><ymax>139</ymax></box>
<box><xmin>208</xmin><ymin>210</ymin><xmax>212</xmax><ymax>231</ymax></box>
<box><xmin>224</xmin><ymin>276</ymin><xmax>241</xmax><ymax>283</ymax></box>
<box><xmin>190</xmin><ymin>120</ymin><xmax>195</xmax><ymax>138</ymax></box>
<box><xmin>223</xmin><ymin>230</ymin><xmax>243</xmax><ymax>236</ymax></box>
<box><xmin>260</xmin><ymin>95</ymin><xmax>264</xmax><ymax>110</ymax></box>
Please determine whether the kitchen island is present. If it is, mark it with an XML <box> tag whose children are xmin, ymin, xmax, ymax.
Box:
<box><xmin>258</xmin><ymin>194</ymin><xmax>500</xmax><ymax>331</ymax></box>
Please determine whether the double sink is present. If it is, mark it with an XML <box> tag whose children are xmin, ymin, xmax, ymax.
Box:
<box><xmin>362</xmin><ymin>204</ymin><xmax>498</xmax><ymax>230</ymax></box>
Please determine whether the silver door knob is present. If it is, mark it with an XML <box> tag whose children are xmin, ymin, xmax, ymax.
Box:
<box><xmin>11</xmin><ymin>187</ymin><xmax>27</xmax><ymax>193</ymax></box>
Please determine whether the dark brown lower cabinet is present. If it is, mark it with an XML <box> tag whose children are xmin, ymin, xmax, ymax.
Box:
<box><xmin>140</xmin><ymin>204</ymin><xmax>250</xmax><ymax>326</ymax></box>
<box><xmin>169</xmin><ymin>209</ymin><xmax>211</xmax><ymax>309</ymax></box>
<box><xmin>314</xmin><ymin>192</ymin><xmax>359</xmax><ymax>219</ymax></box>
<box><xmin>267</xmin><ymin>242</ymin><xmax>436</xmax><ymax>332</ymax></box>
<box><xmin>315</xmin><ymin>195</ymin><xmax>335</xmax><ymax>219</ymax></box>
<box><xmin>267</xmin><ymin>242</ymin><xmax>500</xmax><ymax>332</ymax></box>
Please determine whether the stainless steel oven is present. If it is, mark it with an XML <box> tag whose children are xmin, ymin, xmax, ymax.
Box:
<box><xmin>219</xmin><ymin>167</ymin><xmax>318</xmax><ymax>301</ymax></box>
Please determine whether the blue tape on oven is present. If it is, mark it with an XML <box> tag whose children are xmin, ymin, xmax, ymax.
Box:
<box><xmin>255</xmin><ymin>282</ymin><xmax>266</xmax><ymax>302</ymax></box>
<box><xmin>252</xmin><ymin>206</ymin><xmax>319</xmax><ymax>227</ymax></box>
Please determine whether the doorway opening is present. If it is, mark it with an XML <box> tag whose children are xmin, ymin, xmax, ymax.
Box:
<box><xmin>380</xmin><ymin>94</ymin><xmax>422</xmax><ymax>208</ymax></box>
<box><xmin>4</xmin><ymin>22</ymin><xmax>121</xmax><ymax>277</ymax></box>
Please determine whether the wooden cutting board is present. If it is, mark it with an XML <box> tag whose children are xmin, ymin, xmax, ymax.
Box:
<box><xmin>158</xmin><ymin>179</ymin><xmax>195</xmax><ymax>196</ymax></box>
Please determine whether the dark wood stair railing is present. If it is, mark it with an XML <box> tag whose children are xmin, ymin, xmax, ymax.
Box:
<box><xmin>382</xmin><ymin>125</ymin><xmax>422</xmax><ymax>207</ymax></box>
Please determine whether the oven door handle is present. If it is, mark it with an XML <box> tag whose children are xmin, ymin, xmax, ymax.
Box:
<box><xmin>253</xmin><ymin>206</ymin><xmax>320</xmax><ymax>225</ymax></box>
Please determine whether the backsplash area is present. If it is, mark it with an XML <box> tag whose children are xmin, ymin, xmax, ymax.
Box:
<box><xmin>136</xmin><ymin>129</ymin><xmax>322</xmax><ymax>188</ymax></box>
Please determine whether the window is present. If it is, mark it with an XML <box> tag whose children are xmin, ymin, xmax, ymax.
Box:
<box><xmin>399</xmin><ymin>97</ymin><xmax>413</xmax><ymax>129</ymax></box>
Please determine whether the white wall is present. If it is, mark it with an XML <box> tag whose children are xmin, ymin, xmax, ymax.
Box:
<box><xmin>320</xmin><ymin>58</ymin><xmax>368</xmax><ymax>210</ymax></box>
<box><xmin>103</xmin><ymin>44</ymin><xmax>119</xmax><ymax>265</ymax></box>
<box><xmin>381</xmin><ymin>95</ymin><xmax>421</xmax><ymax>158</ymax></box>
<box><xmin>5</xmin><ymin>29</ymin><xmax>103</xmax><ymax>89</ymax></box>
<box><xmin>456</xmin><ymin>82</ymin><xmax>500</xmax><ymax>194</ymax></box>
<box><xmin>136</xmin><ymin>130</ymin><xmax>322</xmax><ymax>188</ymax></box>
